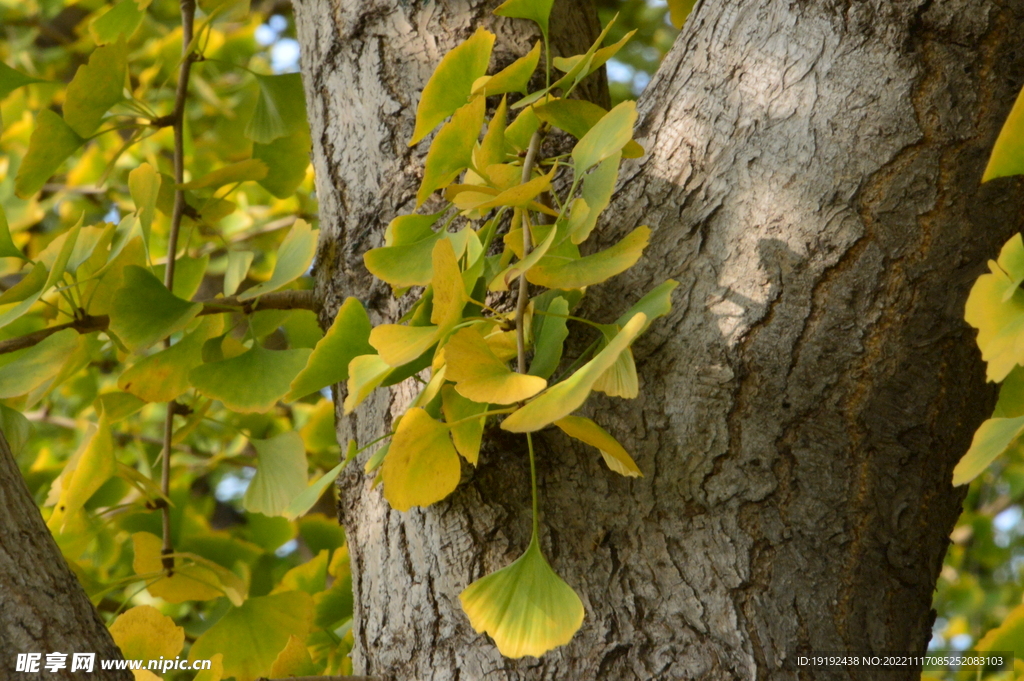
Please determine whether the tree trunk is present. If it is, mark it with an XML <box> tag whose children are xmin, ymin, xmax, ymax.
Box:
<box><xmin>292</xmin><ymin>0</ymin><xmax>1024</xmax><ymax>679</ymax></box>
<box><xmin>0</xmin><ymin>429</ymin><xmax>130</xmax><ymax>680</ymax></box>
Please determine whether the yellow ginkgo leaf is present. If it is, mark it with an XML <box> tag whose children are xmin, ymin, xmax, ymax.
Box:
<box><xmin>442</xmin><ymin>385</ymin><xmax>488</xmax><ymax>465</ymax></box>
<box><xmin>109</xmin><ymin>605</ymin><xmax>184</xmax><ymax>661</ymax></box>
<box><xmin>193</xmin><ymin>654</ymin><xmax>224</xmax><ymax>681</ymax></box>
<box><xmin>381</xmin><ymin>407</ymin><xmax>461</xmax><ymax>512</ymax></box>
<box><xmin>270</xmin><ymin>635</ymin><xmax>318</xmax><ymax>677</ymax></box>
<box><xmin>460</xmin><ymin>534</ymin><xmax>584</xmax><ymax>658</ymax></box>
<box><xmin>369</xmin><ymin>324</ymin><xmax>439</xmax><ymax>368</ymax></box>
<box><xmin>554</xmin><ymin>415</ymin><xmax>641</xmax><ymax>477</ymax></box>
<box><xmin>446</xmin><ymin>327</ymin><xmax>546</xmax><ymax>404</ymax></box>
<box><xmin>431</xmin><ymin>238</ymin><xmax>468</xmax><ymax>329</ymax></box>
<box><xmin>965</xmin><ymin>234</ymin><xmax>1024</xmax><ymax>382</ymax></box>
<box><xmin>47</xmin><ymin>414</ymin><xmax>117</xmax><ymax>531</ymax></box>
<box><xmin>131</xmin><ymin>531</ymin><xmax>224</xmax><ymax>603</ymax></box>
<box><xmin>344</xmin><ymin>354</ymin><xmax>392</xmax><ymax>414</ymax></box>
<box><xmin>527</xmin><ymin>226</ymin><xmax>650</xmax><ymax>290</ymax></box>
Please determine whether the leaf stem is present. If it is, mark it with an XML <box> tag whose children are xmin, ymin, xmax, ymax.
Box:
<box><xmin>527</xmin><ymin>431</ymin><xmax>539</xmax><ymax>539</ymax></box>
<box><xmin>516</xmin><ymin>130</ymin><xmax>543</xmax><ymax>374</ymax></box>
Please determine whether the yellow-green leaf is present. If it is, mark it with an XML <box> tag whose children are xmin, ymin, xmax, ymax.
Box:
<box><xmin>976</xmin><ymin>601</ymin><xmax>1024</xmax><ymax>652</ymax></box>
<box><xmin>283</xmin><ymin>459</ymin><xmax>346</xmax><ymax>520</ymax></box>
<box><xmin>410</xmin><ymin>27</ymin><xmax>495</xmax><ymax>146</ymax></box>
<box><xmin>441</xmin><ymin>385</ymin><xmax>487</xmax><ymax>465</ymax></box>
<box><xmin>668</xmin><ymin>0</ymin><xmax>698</xmax><ymax>28</ymax></box>
<box><xmin>131</xmin><ymin>532</ymin><xmax>223</xmax><ymax>603</ymax></box>
<box><xmin>128</xmin><ymin>163</ymin><xmax>160</xmax><ymax>248</ymax></box>
<box><xmin>476</xmin><ymin>41</ymin><xmax>541</xmax><ymax>97</ymax></box>
<box><xmin>0</xmin><ymin>61</ymin><xmax>44</xmax><ymax>101</ymax></box>
<box><xmin>343</xmin><ymin>354</ymin><xmax>392</xmax><ymax>414</ymax></box>
<box><xmin>417</xmin><ymin>96</ymin><xmax>487</xmax><ymax>206</ymax></box>
<box><xmin>109</xmin><ymin>266</ymin><xmax>203</xmax><ymax>352</ymax></box>
<box><xmin>181</xmin><ymin>158</ymin><xmax>268</xmax><ymax>190</ymax></box>
<box><xmin>529</xmin><ymin>226</ymin><xmax>649</xmax><ymax>290</ymax></box>
<box><xmin>243</xmin><ymin>432</ymin><xmax>309</xmax><ymax>516</ymax></box>
<box><xmin>118</xmin><ymin>315</ymin><xmax>222</xmax><ymax>402</ymax></box>
<box><xmin>446</xmin><ymin>326</ymin><xmax>546</xmax><ymax>404</ymax></box>
<box><xmin>153</xmin><ymin>254</ymin><xmax>210</xmax><ymax>301</ymax></box>
<box><xmin>965</xmin><ymin>235</ymin><xmax>1024</xmax><ymax>382</ymax></box>
<box><xmin>91</xmin><ymin>0</ymin><xmax>151</xmax><ymax>44</ymax></box>
<box><xmin>189</xmin><ymin>592</ymin><xmax>314</xmax><ymax>681</ymax></box>
<box><xmin>534</xmin><ymin>99</ymin><xmax>643</xmax><ymax>158</ymax></box>
<box><xmin>94</xmin><ymin>391</ymin><xmax>146</xmax><ymax>422</ymax></box>
<box><xmin>985</xmin><ymin>82</ymin><xmax>1024</xmax><ymax>181</ymax></box>
<box><xmin>364</xmin><ymin>227</ymin><xmax>444</xmax><ymax>287</ymax></box>
<box><xmin>287</xmin><ymin>297</ymin><xmax>374</xmax><ymax>400</ymax></box>
<box><xmin>109</xmin><ymin>605</ymin><xmax>184</xmax><ymax>661</ymax></box>
<box><xmin>572</xmin><ymin>100</ymin><xmax>637</xmax><ymax>172</ymax></box>
<box><xmin>494</xmin><ymin>0</ymin><xmax>555</xmax><ymax>38</ymax></box>
<box><xmin>953</xmin><ymin>416</ymin><xmax>1024</xmax><ymax>486</ymax></box>
<box><xmin>15</xmin><ymin>109</ymin><xmax>85</xmax><ymax>198</ymax></box>
<box><xmin>64</xmin><ymin>40</ymin><xmax>127</xmax><ymax>137</ymax></box>
<box><xmin>554</xmin><ymin>415</ymin><xmax>641</xmax><ymax>476</ymax></box>
<box><xmin>0</xmin><ymin>205</ymin><xmax>23</xmax><ymax>259</ymax></box>
<box><xmin>254</xmin><ymin>126</ymin><xmax>312</xmax><ymax>199</ymax></box>
<box><xmin>270</xmin><ymin>635</ymin><xmax>318</xmax><ymax>678</ymax></box>
<box><xmin>474</xmin><ymin>169</ymin><xmax>554</xmax><ymax>212</ymax></box>
<box><xmin>553</xmin><ymin>30</ymin><xmax>636</xmax><ymax>88</ymax></box>
<box><xmin>431</xmin><ymin>237</ymin><xmax>468</xmax><ymax>328</ymax></box>
<box><xmin>46</xmin><ymin>414</ymin><xmax>117</xmax><ymax>530</ymax></box>
<box><xmin>190</xmin><ymin>345</ymin><xmax>313</xmax><ymax>413</ymax></box>
<box><xmin>381</xmin><ymin>407</ymin><xmax>461</xmax><ymax>511</ymax></box>
<box><xmin>460</xmin><ymin>534</ymin><xmax>583</xmax><ymax>658</ymax></box>
<box><xmin>505</xmin><ymin>105</ymin><xmax>541</xmax><ymax>151</ymax></box>
<box><xmin>246</xmin><ymin>73</ymin><xmax>308</xmax><ymax>144</ymax></box>
<box><xmin>474</xmin><ymin>96</ymin><xmax>508</xmax><ymax>173</ymax></box>
<box><xmin>0</xmin><ymin>329</ymin><xmax>79</xmax><ymax>399</ymax></box>
<box><xmin>529</xmin><ymin>296</ymin><xmax>569</xmax><ymax>379</ymax></box>
<box><xmin>369</xmin><ymin>325</ymin><xmax>440</xmax><ymax>368</ymax></box>
<box><xmin>238</xmin><ymin>219</ymin><xmax>317</xmax><ymax>300</ymax></box>
<box><xmin>502</xmin><ymin>312</ymin><xmax>646</xmax><ymax>432</ymax></box>
<box><xmin>224</xmin><ymin>250</ymin><xmax>254</xmax><ymax>296</ymax></box>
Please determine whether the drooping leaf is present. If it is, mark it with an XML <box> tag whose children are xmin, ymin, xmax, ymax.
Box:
<box><xmin>14</xmin><ymin>109</ymin><xmax>85</xmax><ymax>198</ymax></box>
<box><xmin>224</xmin><ymin>250</ymin><xmax>255</xmax><ymax>296</ymax></box>
<box><xmin>965</xmin><ymin>234</ymin><xmax>1024</xmax><ymax>382</ymax></box>
<box><xmin>189</xmin><ymin>592</ymin><xmax>314</xmax><ymax>681</ymax></box>
<box><xmin>246</xmin><ymin>73</ymin><xmax>308</xmax><ymax>144</ymax></box>
<box><xmin>572</xmin><ymin>100</ymin><xmax>637</xmax><ymax>172</ymax></box>
<box><xmin>253</xmin><ymin>127</ymin><xmax>312</xmax><ymax>198</ymax></box>
<box><xmin>474</xmin><ymin>169</ymin><xmax>554</xmax><ymax>212</ymax></box>
<box><xmin>64</xmin><ymin>40</ymin><xmax>128</xmax><ymax>137</ymax></box>
<box><xmin>474</xmin><ymin>96</ymin><xmax>508</xmax><ymax>173</ymax></box>
<box><xmin>109</xmin><ymin>605</ymin><xmax>184</xmax><ymax>661</ymax></box>
<box><xmin>528</xmin><ymin>226</ymin><xmax>649</xmax><ymax>290</ymax></box>
<box><xmin>529</xmin><ymin>296</ymin><xmax>569</xmax><ymax>379</ymax></box>
<box><xmin>283</xmin><ymin>459</ymin><xmax>346</xmax><ymax>520</ymax></box>
<box><xmin>502</xmin><ymin>313</ymin><xmax>647</xmax><ymax>432</ymax></box>
<box><xmin>117</xmin><ymin>315</ymin><xmax>222</xmax><ymax>402</ymax></box>
<box><xmin>984</xmin><ymin>86</ymin><xmax>1024</xmax><ymax>181</ymax></box>
<box><xmin>417</xmin><ymin>96</ymin><xmax>487</xmax><ymax>206</ymax></box>
<box><xmin>109</xmin><ymin>266</ymin><xmax>203</xmax><ymax>352</ymax></box>
<box><xmin>189</xmin><ymin>345</ymin><xmax>313</xmax><ymax>413</ymax></box>
<box><xmin>91</xmin><ymin>0</ymin><xmax>152</xmax><ymax>44</ymax></box>
<box><xmin>243</xmin><ymin>432</ymin><xmax>308</xmax><ymax>517</ymax></box>
<box><xmin>493</xmin><ymin>0</ymin><xmax>555</xmax><ymax>39</ymax></box>
<box><xmin>446</xmin><ymin>326</ymin><xmax>546</xmax><ymax>404</ymax></box>
<box><xmin>492</xmin><ymin>217</ymin><xmax>559</xmax><ymax>292</ymax></box>
<box><xmin>441</xmin><ymin>385</ymin><xmax>487</xmax><ymax>465</ymax></box>
<box><xmin>410</xmin><ymin>27</ymin><xmax>495</xmax><ymax>146</ymax></box>
<box><xmin>237</xmin><ymin>220</ymin><xmax>317</xmax><ymax>300</ymax></box>
<box><xmin>287</xmin><ymin>297</ymin><xmax>374</xmax><ymax>400</ymax></box>
<box><xmin>381</xmin><ymin>407</ymin><xmax>461</xmax><ymax>511</ymax></box>
<box><xmin>460</xmin><ymin>534</ymin><xmax>583</xmax><ymax>658</ymax></box>
<box><xmin>476</xmin><ymin>41</ymin><xmax>541</xmax><ymax>97</ymax></box>
<box><xmin>953</xmin><ymin>416</ymin><xmax>1024</xmax><ymax>486</ymax></box>
<box><xmin>0</xmin><ymin>329</ymin><xmax>79</xmax><ymax>399</ymax></box>
<box><xmin>554</xmin><ymin>415</ymin><xmax>641</xmax><ymax>476</ymax></box>
<box><xmin>0</xmin><ymin>61</ymin><xmax>44</xmax><ymax>101</ymax></box>
<box><xmin>534</xmin><ymin>99</ymin><xmax>642</xmax><ymax>158</ymax></box>
<box><xmin>46</xmin><ymin>414</ymin><xmax>116</xmax><ymax>531</ymax></box>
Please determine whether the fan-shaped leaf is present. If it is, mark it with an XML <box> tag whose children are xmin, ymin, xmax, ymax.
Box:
<box><xmin>528</xmin><ymin>226</ymin><xmax>649</xmax><ymax>290</ymax></box>
<box><xmin>109</xmin><ymin>266</ymin><xmax>203</xmax><ymax>352</ymax></box>
<box><xmin>246</xmin><ymin>73</ymin><xmax>308</xmax><ymax>144</ymax></box>
<box><xmin>417</xmin><ymin>96</ymin><xmax>486</xmax><ymax>206</ymax></box>
<box><xmin>572</xmin><ymin>100</ymin><xmax>637</xmax><ymax>172</ymax></box>
<box><xmin>64</xmin><ymin>40</ymin><xmax>127</xmax><ymax>137</ymax></box>
<box><xmin>287</xmin><ymin>297</ymin><xmax>374</xmax><ymax>400</ymax></box>
<box><xmin>554</xmin><ymin>415</ymin><xmax>641</xmax><ymax>476</ymax></box>
<box><xmin>238</xmin><ymin>219</ymin><xmax>317</xmax><ymax>300</ymax></box>
<box><xmin>189</xmin><ymin>345</ymin><xmax>312</xmax><ymax>413</ymax></box>
<box><xmin>243</xmin><ymin>432</ymin><xmax>308</xmax><ymax>516</ymax></box>
<box><xmin>382</xmin><ymin>407</ymin><xmax>461</xmax><ymax>511</ymax></box>
<box><xmin>118</xmin><ymin>316</ymin><xmax>222</xmax><ymax>402</ymax></box>
<box><xmin>109</xmin><ymin>605</ymin><xmax>184</xmax><ymax>661</ymax></box>
<box><xmin>446</xmin><ymin>326</ymin><xmax>546</xmax><ymax>404</ymax></box>
<box><xmin>441</xmin><ymin>385</ymin><xmax>487</xmax><ymax>465</ymax></box>
<box><xmin>15</xmin><ymin>109</ymin><xmax>85</xmax><ymax>198</ymax></box>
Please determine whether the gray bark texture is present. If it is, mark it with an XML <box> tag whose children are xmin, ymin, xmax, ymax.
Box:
<box><xmin>291</xmin><ymin>0</ymin><xmax>1024</xmax><ymax>679</ymax></box>
<box><xmin>0</xmin><ymin>428</ymin><xmax>130</xmax><ymax>680</ymax></box>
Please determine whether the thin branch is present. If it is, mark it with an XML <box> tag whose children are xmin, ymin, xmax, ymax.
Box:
<box><xmin>515</xmin><ymin>130</ymin><xmax>543</xmax><ymax>375</ymax></box>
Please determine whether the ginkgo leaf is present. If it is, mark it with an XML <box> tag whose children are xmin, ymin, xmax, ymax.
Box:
<box><xmin>0</xmin><ymin>329</ymin><xmax>77</xmax><ymax>398</ymax></box>
<box><xmin>0</xmin><ymin>206</ymin><xmax>23</xmax><ymax>259</ymax></box>
<box><xmin>528</xmin><ymin>226</ymin><xmax>649</xmax><ymax>290</ymax></box>
<box><xmin>474</xmin><ymin>96</ymin><xmax>508</xmax><ymax>172</ymax></box>
<box><xmin>46</xmin><ymin>414</ymin><xmax>117</xmax><ymax>531</ymax></box>
<box><xmin>441</xmin><ymin>385</ymin><xmax>487</xmax><ymax>465</ymax></box>
<box><xmin>534</xmin><ymin>99</ymin><xmax>643</xmax><ymax>158</ymax></box>
<box><xmin>446</xmin><ymin>326</ymin><xmax>546</xmax><ymax>404</ymax></box>
<box><xmin>554</xmin><ymin>415</ymin><xmax>641</xmax><ymax>476</ymax></box>
<box><xmin>246</xmin><ymin>73</ymin><xmax>308</xmax><ymax>144</ymax></box>
<box><xmin>460</xmin><ymin>534</ymin><xmax>584</xmax><ymax>658</ymax></box>
<box><xmin>553</xmin><ymin>29</ymin><xmax>636</xmax><ymax>88</ymax></box>
<box><xmin>189</xmin><ymin>345</ymin><xmax>312</xmax><ymax>413</ymax></box>
<box><xmin>965</xmin><ymin>235</ymin><xmax>1024</xmax><ymax>382</ymax></box>
<box><xmin>283</xmin><ymin>459</ymin><xmax>346</xmax><ymax>520</ymax></box>
<box><xmin>410</xmin><ymin>27</ymin><xmax>494</xmax><ymax>146</ymax></box>
<box><xmin>273</xmin><ymin>549</ymin><xmax>328</xmax><ymax>595</ymax></box>
<box><xmin>343</xmin><ymin>354</ymin><xmax>392</xmax><ymax>414</ymax></box>
<box><xmin>476</xmin><ymin>41</ymin><xmax>541</xmax><ymax>97</ymax></box>
<box><xmin>193</xmin><ymin>655</ymin><xmax>224</xmax><ymax>681</ymax></box>
<box><xmin>417</xmin><ymin>96</ymin><xmax>486</xmax><ymax>206</ymax></box>
<box><xmin>953</xmin><ymin>416</ymin><xmax>1024</xmax><ymax>486</ymax></box>
<box><xmin>473</xmin><ymin>169</ymin><xmax>554</xmax><ymax>212</ymax></box>
<box><xmin>494</xmin><ymin>0</ymin><xmax>555</xmax><ymax>39</ymax></box>
<box><xmin>572</xmin><ymin>100</ymin><xmax>637</xmax><ymax>172</ymax></box>
<box><xmin>109</xmin><ymin>605</ymin><xmax>184</xmax><ymax>661</ymax></box>
<box><xmin>253</xmin><ymin>126</ymin><xmax>312</xmax><ymax>198</ymax></box>
<box><xmin>132</xmin><ymin>531</ymin><xmax>234</xmax><ymax>604</ymax></box>
<box><xmin>189</xmin><ymin>591</ymin><xmax>314</xmax><ymax>681</ymax></box>
<box><xmin>0</xmin><ymin>61</ymin><xmax>44</xmax><ymax>101</ymax></box>
<box><xmin>505</xmin><ymin>105</ymin><xmax>541</xmax><ymax>151</ymax></box>
<box><xmin>224</xmin><ymin>250</ymin><xmax>254</xmax><ymax>296</ymax></box>
<box><xmin>985</xmin><ymin>82</ymin><xmax>1024</xmax><ymax>180</ymax></box>
<box><xmin>64</xmin><ymin>40</ymin><xmax>127</xmax><ymax>137</ymax></box>
<box><xmin>128</xmin><ymin>163</ymin><xmax>160</xmax><ymax>248</ymax></box>
<box><xmin>364</xmin><ymin>227</ymin><xmax>444</xmax><ymax>287</ymax></box>
<box><xmin>592</xmin><ymin>339</ymin><xmax>638</xmax><ymax>398</ymax></box>
<box><xmin>269</xmin><ymin>635</ymin><xmax>318</xmax><ymax>678</ymax></box>
<box><xmin>94</xmin><ymin>391</ymin><xmax>146</xmax><ymax>422</ymax></box>
<box><xmin>431</xmin><ymin>238</ymin><xmax>468</xmax><ymax>328</ymax></box>
<box><xmin>502</xmin><ymin>313</ymin><xmax>646</xmax><ymax>432</ymax></box>
<box><xmin>118</xmin><ymin>315</ymin><xmax>222</xmax><ymax>402</ymax></box>
<box><xmin>180</xmin><ymin>158</ymin><xmax>268</xmax><ymax>190</ymax></box>
<box><xmin>286</xmin><ymin>297</ymin><xmax>374</xmax><ymax>400</ymax></box>
<box><xmin>237</xmin><ymin>220</ymin><xmax>317</xmax><ymax>300</ymax></box>
<box><xmin>91</xmin><ymin>0</ymin><xmax>152</xmax><ymax>44</ymax></box>
<box><xmin>154</xmin><ymin>254</ymin><xmax>210</xmax><ymax>300</ymax></box>
<box><xmin>109</xmin><ymin>266</ymin><xmax>203</xmax><ymax>352</ymax></box>
<box><xmin>369</xmin><ymin>325</ymin><xmax>440</xmax><ymax>368</ymax></box>
<box><xmin>381</xmin><ymin>407</ymin><xmax>461</xmax><ymax>512</ymax></box>
<box><xmin>976</xmin><ymin>601</ymin><xmax>1024</xmax><ymax>652</ymax></box>
<box><xmin>15</xmin><ymin>109</ymin><xmax>85</xmax><ymax>198</ymax></box>
<box><xmin>492</xmin><ymin>219</ymin><xmax>559</xmax><ymax>292</ymax></box>
<box><xmin>667</xmin><ymin>0</ymin><xmax>698</xmax><ymax>28</ymax></box>
<box><xmin>243</xmin><ymin>432</ymin><xmax>309</xmax><ymax>516</ymax></box>
<box><xmin>529</xmin><ymin>296</ymin><xmax>569</xmax><ymax>379</ymax></box>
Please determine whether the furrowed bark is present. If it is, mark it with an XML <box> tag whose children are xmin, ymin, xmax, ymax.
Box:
<box><xmin>293</xmin><ymin>0</ymin><xmax>1024</xmax><ymax>678</ymax></box>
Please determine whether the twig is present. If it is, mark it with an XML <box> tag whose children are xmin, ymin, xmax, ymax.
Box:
<box><xmin>515</xmin><ymin>130</ymin><xmax>543</xmax><ymax>374</ymax></box>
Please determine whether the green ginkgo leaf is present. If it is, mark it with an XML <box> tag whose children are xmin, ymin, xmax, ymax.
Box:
<box><xmin>0</xmin><ymin>206</ymin><xmax>24</xmax><ymax>259</ymax></box>
<box><xmin>189</xmin><ymin>592</ymin><xmax>314</xmax><ymax>681</ymax></box>
<box><xmin>572</xmin><ymin>100</ymin><xmax>637</xmax><ymax>172</ymax></box>
<box><xmin>381</xmin><ymin>407</ymin><xmax>461</xmax><ymax>511</ymax></box>
<box><xmin>552</xmin><ymin>29</ymin><xmax>636</xmax><ymax>87</ymax></box>
<box><xmin>90</xmin><ymin>0</ymin><xmax>152</xmax><ymax>44</ymax></box>
<box><xmin>46</xmin><ymin>414</ymin><xmax>116</xmax><ymax>531</ymax></box>
<box><xmin>343</xmin><ymin>354</ymin><xmax>392</xmax><ymax>414</ymax></box>
<box><xmin>418</xmin><ymin>96</ymin><xmax>486</xmax><ymax>206</ymax></box>
<box><xmin>985</xmin><ymin>84</ymin><xmax>1024</xmax><ymax>181</ymax></box>
<box><xmin>181</xmin><ymin>158</ymin><xmax>268</xmax><ymax>190</ymax></box>
<box><xmin>446</xmin><ymin>326</ymin><xmax>547</xmax><ymax>404</ymax></box>
<box><xmin>534</xmin><ymin>99</ymin><xmax>643</xmax><ymax>158</ymax></box>
<box><xmin>953</xmin><ymin>415</ymin><xmax>1024</xmax><ymax>486</ymax></box>
<box><xmin>441</xmin><ymin>385</ymin><xmax>487</xmax><ymax>465</ymax></box>
<box><xmin>286</xmin><ymin>297</ymin><xmax>374</xmax><ymax>400</ymax></box>
<box><xmin>128</xmin><ymin>163</ymin><xmax>160</xmax><ymax>249</ymax></box>
<box><xmin>460</xmin><ymin>534</ymin><xmax>584</xmax><ymax>658</ymax></box>
<box><xmin>976</xmin><ymin>601</ymin><xmax>1024</xmax><ymax>652</ymax></box>
<box><xmin>528</xmin><ymin>226</ymin><xmax>649</xmax><ymax>290</ymax></box>
<box><xmin>189</xmin><ymin>345</ymin><xmax>313</xmax><ymax>413</ymax></box>
<box><xmin>243</xmin><ymin>432</ymin><xmax>308</xmax><ymax>517</ymax></box>
<box><xmin>494</xmin><ymin>0</ymin><xmax>555</xmax><ymax>39</ymax></box>
<box><xmin>246</xmin><ymin>73</ymin><xmax>308</xmax><ymax>144</ymax></box>
<box><xmin>63</xmin><ymin>40</ymin><xmax>127</xmax><ymax>137</ymax></box>
<box><xmin>0</xmin><ymin>61</ymin><xmax>44</xmax><ymax>101</ymax></box>
<box><xmin>410</xmin><ymin>27</ymin><xmax>494</xmax><ymax>146</ymax></box>
<box><xmin>117</xmin><ymin>316</ymin><xmax>222</xmax><ymax>402</ymax></box>
<box><xmin>502</xmin><ymin>312</ymin><xmax>646</xmax><ymax>432</ymax></box>
<box><xmin>364</xmin><ymin>223</ymin><xmax>444</xmax><ymax>288</ymax></box>
<box><xmin>154</xmin><ymin>254</ymin><xmax>210</xmax><ymax>300</ymax></box>
<box><xmin>0</xmin><ymin>329</ymin><xmax>79</xmax><ymax>399</ymax></box>
<box><xmin>529</xmin><ymin>296</ymin><xmax>569</xmax><ymax>379</ymax></box>
<box><xmin>505</xmin><ymin>105</ymin><xmax>541</xmax><ymax>151</ymax></box>
<box><xmin>224</xmin><ymin>250</ymin><xmax>255</xmax><ymax>296</ymax></box>
<box><xmin>15</xmin><ymin>109</ymin><xmax>85</xmax><ymax>198</ymax></box>
<box><xmin>283</xmin><ymin>459</ymin><xmax>346</xmax><ymax>520</ymax></box>
<box><xmin>474</xmin><ymin>96</ymin><xmax>508</xmax><ymax>173</ymax></box>
<box><xmin>253</xmin><ymin>126</ymin><xmax>312</xmax><ymax>198</ymax></box>
<box><xmin>238</xmin><ymin>220</ymin><xmax>317</xmax><ymax>300</ymax></box>
<box><xmin>475</xmin><ymin>41</ymin><xmax>541</xmax><ymax>97</ymax></box>
<box><xmin>109</xmin><ymin>266</ymin><xmax>203</xmax><ymax>352</ymax></box>
<box><xmin>554</xmin><ymin>415</ymin><xmax>641</xmax><ymax>476</ymax></box>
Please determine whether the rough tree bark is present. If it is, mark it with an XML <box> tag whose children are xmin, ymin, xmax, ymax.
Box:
<box><xmin>0</xmin><ymin>429</ymin><xmax>130</xmax><ymax>680</ymax></box>
<box><xmin>292</xmin><ymin>0</ymin><xmax>1024</xmax><ymax>679</ymax></box>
